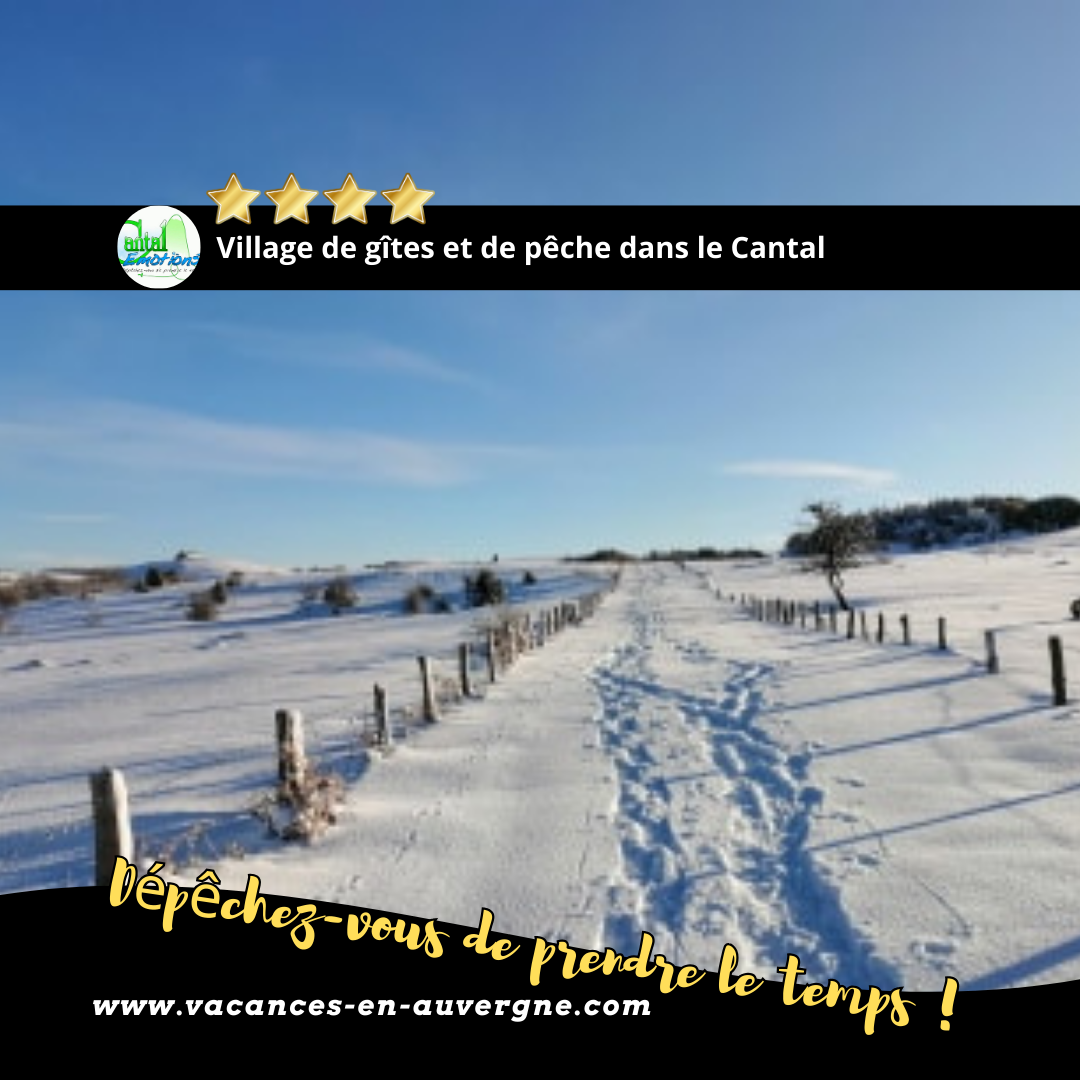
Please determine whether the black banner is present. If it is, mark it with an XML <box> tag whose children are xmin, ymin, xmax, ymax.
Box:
<box><xmin>11</xmin><ymin>205</ymin><xmax>1078</xmax><ymax>289</ymax></box>
<box><xmin>3</xmin><ymin>883</ymin><xmax>1068</xmax><ymax>1052</ymax></box>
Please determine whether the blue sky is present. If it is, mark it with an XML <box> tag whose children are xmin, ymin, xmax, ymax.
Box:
<box><xmin>1</xmin><ymin>3</ymin><xmax>1078</xmax><ymax>568</ymax></box>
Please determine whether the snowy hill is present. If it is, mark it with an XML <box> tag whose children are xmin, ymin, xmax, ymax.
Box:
<box><xmin>1</xmin><ymin>538</ymin><xmax>1078</xmax><ymax>992</ymax></box>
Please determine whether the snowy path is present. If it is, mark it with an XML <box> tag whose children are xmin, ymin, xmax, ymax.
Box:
<box><xmin>170</xmin><ymin>587</ymin><xmax>627</xmax><ymax>951</ymax></box>
<box><xmin>588</xmin><ymin>567</ymin><xmax>897</xmax><ymax>986</ymax></box>
<box><xmin>181</xmin><ymin>564</ymin><xmax>900</xmax><ymax>985</ymax></box>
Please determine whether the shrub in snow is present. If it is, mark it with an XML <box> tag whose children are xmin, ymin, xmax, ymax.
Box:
<box><xmin>323</xmin><ymin>576</ymin><xmax>358</xmax><ymax>613</ymax></box>
<box><xmin>465</xmin><ymin>568</ymin><xmax>505</xmax><ymax>608</ymax></box>
<box><xmin>187</xmin><ymin>591</ymin><xmax>219</xmax><ymax>621</ymax></box>
<box><xmin>257</xmin><ymin>766</ymin><xmax>344</xmax><ymax>842</ymax></box>
<box><xmin>404</xmin><ymin>583</ymin><xmax>438</xmax><ymax>614</ymax></box>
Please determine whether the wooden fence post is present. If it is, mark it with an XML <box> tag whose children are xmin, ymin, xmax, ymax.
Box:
<box><xmin>90</xmin><ymin>767</ymin><xmax>133</xmax><ymax>887</ymax></box>
<box><xmin>418</xmin><ymin>656</ymin><xmax>438</xmax><ymax>722</ymax></box>
<box><xmin>487</xmin><ymin>630</ymin><xmax>498</xmax><ymax>682</ymax></box>
<box><xmin>984</xmin><ymin>631</ymin><xmax>999</xmax><ymax>675</ymax></box>
<box><xmin>900</xmin><ymin>614</ymin><xmax>910</xmax><ymax>645</ymax></box>
<box><xmin>876</xmin><ymin>612</ymin><xmax>885</xmax><ymax>643</ymax></box>
<box><xmin>938</xmin><ymin>617</ymin><xmax>948</xmax><ymax>651</ymax></box>
<box><xmin>276</xmin><ymin>708</ymin><xmax>306</xmax><ymax>793</ymax></box>
<box><xmin>1050</xmin><ymin>636</ymin><xmax>1067</xmax><ymax>705</ymax></box>
<box><xmin>847</xmin><ymin>610</ymin><xmax>856</xmax><ymax>639</ymax></box>
<box><xmin>459</xmin><ymin>643</ymin><xmax>473</xmax><ymax>698</ymax></box>
<box><xmin>860</xmin><ymin>611</ymin><xmax>868</xmax><ymax>640</ymax></box>
<box><xmin>829</xmin><ymin>607</ymin><xmax>837</xmax><ymax>633</ymax></box>
<box><xmin>373</xmin><ymin>684</ymin><xmax>391</xmax><ymax>747</ymax></box>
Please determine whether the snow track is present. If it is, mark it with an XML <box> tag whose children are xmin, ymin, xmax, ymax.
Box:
<box><xmin>590</xmin><ymin>567</ymin><xmax>899</xmax><ymax>985</ymax></box>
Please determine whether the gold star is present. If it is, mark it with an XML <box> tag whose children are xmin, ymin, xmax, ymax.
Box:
<box><xmin>266</xmin><ymin>173</ymin><xmax>319</xmax><ymax>224</ymax></box>
<box><xmin>207</xmin><ymin>173</ymin><xmax>260</xmax><ymax>225</ymax></box>
<box><xmin>323</xmin><ymin>173</ymin><xmax>377</xmax><ymax>225</ymax></box>
<box><xmin>381</xmin><ymin>173</ymin><xmax>434</xmax><ymax>224</ymax></box>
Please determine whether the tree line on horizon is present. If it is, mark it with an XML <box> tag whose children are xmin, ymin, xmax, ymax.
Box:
<box><xmin>785</xmin><ymin>494</ymin><xmax>1080</xmax><ymax>556</ymax></box>
<box><xmin>568</xmin><ymin>546</ymin><xmax>767</xmax><ymax>564</ymax></box>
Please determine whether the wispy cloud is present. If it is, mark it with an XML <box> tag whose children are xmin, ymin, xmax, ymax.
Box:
<box><xmin>723</xmin><ymin>460</ymin><xmax>898</xmax><ymax>488</ymax></box>
<box><xmin>184</xmin><ymin>321</ymin><xmax>489</xmax><ymax>390</ymax></box>
<box><xmin>0</xmin><ymin>400</ymin><xmax>539</xmax><ymax>486</ymax></box>
<box><xmin>22</xmin><ymin>512</ymin><xmax>113</xmax><ymax>525</ymax></box>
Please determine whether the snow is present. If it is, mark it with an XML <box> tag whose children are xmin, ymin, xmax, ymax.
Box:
<box><xmin>2</xmin><ymin>539</ymin><xmax>1079</xmax><ymax>992</ymax></box>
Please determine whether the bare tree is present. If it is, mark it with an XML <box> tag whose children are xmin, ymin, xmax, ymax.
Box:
<box><xmin>795</xmin><ymin>502</ymin><xmax>876</xmax><ymax>611</ymax></box>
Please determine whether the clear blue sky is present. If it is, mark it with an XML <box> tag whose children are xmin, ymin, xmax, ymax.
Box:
<box><xmin>2</xmin><ymin>3</ymin><xmax>1078</xmax><ymax>568</ymax></box>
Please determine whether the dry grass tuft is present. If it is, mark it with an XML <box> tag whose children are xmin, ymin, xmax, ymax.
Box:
<box><xmin>256</xmin><ymin>765</ymin><xmax>345</xmax><ymax>842</ymax></box>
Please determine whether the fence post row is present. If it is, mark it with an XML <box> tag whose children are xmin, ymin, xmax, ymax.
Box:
<box><xmin>737</xmin><ymin>590</ymin><xmax>1070</xmax><ymax>710</ymax></box>
<box><xmin>86</xmin><ymin>585</ymin><xmax>618</xmax><ymax>873</ymax></box>
<box><xmin>86</xmin><ymin>581</ymin><xmax>1075</xmax><ymax>882</ymax></box>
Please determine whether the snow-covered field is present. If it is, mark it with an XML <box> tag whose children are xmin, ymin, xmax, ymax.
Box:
<box><xmin>2</xmin><ymin>537</ymin><xmax>1079</xmax><ymax>993</ymax></box>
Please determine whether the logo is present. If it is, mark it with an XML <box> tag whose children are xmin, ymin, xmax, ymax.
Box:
<box><xmin>118</xmin><ymin>206</ymin><xmax>200</xmax><ymax>289</ymax></box>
